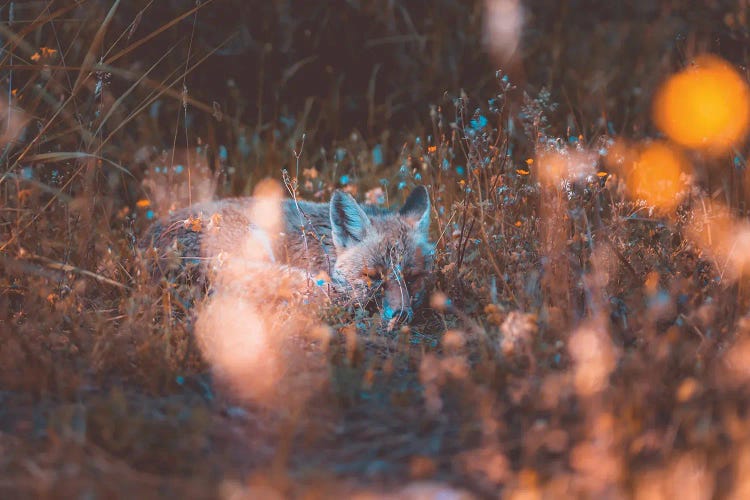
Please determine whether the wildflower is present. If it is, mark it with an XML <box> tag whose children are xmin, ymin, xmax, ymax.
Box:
<box><xmin>237</xmin><ymin>134</ymin><xmax>251</xmax><ymax>159</ymax></box>
<box><xmin>470</xmin><ymin>115</ymin><xmax>488</xmax><ymax>130</ymax></box>
<box><xmin>150</xmin><ymin>100</ymin><xmax>162</xmax><ymax>119</ymax></box>
<box><xmin>17</xmin><ymin>189</ymin><xmax>32</xmax><ymax>202</ymax></box>
<box><xmin>365</xmin><ymin>186</ymin><xmax>386</xmax><ymax>205</ymax></box>
<box><xmin>136</xmin><ymin>199</ymin><xmax>151</xmax><ymax>208</ymax></box>
<box><xmin>516</xmin><ymin>168</ymin><xmax>530</xmax><ymax>175</ymax></box>
<box><xmin>372</xmin><ymin>144</ymin><xmax>384</xmax><ymax>166</ymax></box>
<box><xmin>279</xmin><ymin>115</ymin><xmax>295</xmax><ymax>129</ymax></box>
<box><xmin>185</xmin><ymin>215</ymin><xmax>202</xmax><ymax>232</ymax></box>
<box><xmin>339</xmin><ymin>175</ymin><xmax>350</xmax><ymax>185</ymax></box>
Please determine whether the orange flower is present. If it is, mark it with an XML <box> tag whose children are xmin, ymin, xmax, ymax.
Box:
<box><xmin>184</xmin><ymin>215</ymin><xmax>202</xmax><ymax>232</ymax></box>
<box><xmin>17</xmin><ymin>189</ymin><xmax>32</xmax><ymax>202</ymax></box>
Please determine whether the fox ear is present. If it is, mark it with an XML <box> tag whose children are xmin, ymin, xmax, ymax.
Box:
<box><xmin>330</xmin><ymin>190</ymin><xmax>373</xmax><ymax>249</ymax></box>
<box><xmin>399</xmin><ymin>186</ymin><xmax>430</xmax><ymax>237</ymax></box>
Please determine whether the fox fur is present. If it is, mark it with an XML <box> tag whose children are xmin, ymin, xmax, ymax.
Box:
<box><xmin>141</xmin><ymin>186</ymin><xmax>434</xmax><ymax>327</ymax></box>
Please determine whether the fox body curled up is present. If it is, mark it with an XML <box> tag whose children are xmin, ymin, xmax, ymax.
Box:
<box><xmin>142</xmin><ymin>186</ymin><xmax>434</xmax><ymax>328</ymax></box>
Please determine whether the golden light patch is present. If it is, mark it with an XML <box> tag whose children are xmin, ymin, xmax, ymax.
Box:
<box><xmin>685</xmin><ymin>201</ymin><xmax>750</xmax><ymax>279</ymax></box>
<box><xmin>603</xmin><ymin>139</ymin><xmax>638</xmax><ymax>170</ymax></box>
<box><xmin>535</xmin><ymin>148</ymin><xmax>598</xmax><ymax>185</ymax></box>
<box><xmin>569</xmin><ymin>321</ymin><xmax>616</xmax><ymax>397</ymax></box>
<box><xmin>627</xmin><ymin>141</ymin><xmax>689</xmax><ymax>210</ymax></box>
<box><xmin>536</xmin><ymin>152</ymin><xmax>566</xmax><ymax>184</ymax></box>
<box><xmin>653</xmin><ymin>55</ymin><xmax>750</xmax><ymax>154</ymax></box>
<box><xmin>207</xmin><ymin>212</ymin><xmax>222</xmax><ymax>231</ymax></box>
<box><xmin>429</xmin><ymin>291</ymin><xmax>449</xmax><ymax>311</ymax></box>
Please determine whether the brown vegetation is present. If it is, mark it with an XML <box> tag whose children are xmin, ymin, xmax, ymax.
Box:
<box><xmin>2</xmin><ymin>1</ymin><xmax>750</xmax><ymax>497</ymax></box>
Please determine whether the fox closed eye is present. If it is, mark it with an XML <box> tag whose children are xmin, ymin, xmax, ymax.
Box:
<box><xmin>361</xmin><ymin>266</ymin><xmax>385</xmax><ymax>288</ymax></box>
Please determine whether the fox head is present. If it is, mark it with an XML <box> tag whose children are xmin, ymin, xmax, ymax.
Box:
<box><xmin>330</xmin><ymin>186</ymin><xmax>434</xmax><ymax>329</ymax></box>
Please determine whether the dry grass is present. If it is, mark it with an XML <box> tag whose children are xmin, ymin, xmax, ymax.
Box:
<box><xmin>3</xmin><ymin>1</ymin><xmax>750</xmax><ymax>498</ymax></box>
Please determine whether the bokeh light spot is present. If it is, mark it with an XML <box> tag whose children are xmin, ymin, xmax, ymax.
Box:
<box><xmin>653</xmin><ymin>55</ymin><xmax>750</xmax><ymax>154</ymax></box>
<box><xmin>627</xmin><ymin>141</ymin><xmax>689</xmax><ymax>210</ymax></box>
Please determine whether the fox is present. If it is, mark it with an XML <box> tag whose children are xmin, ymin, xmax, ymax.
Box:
<box><xmin>141</xmin><ymin>185</ymin><xmax>434</xmax><ymax>329</ymax></box>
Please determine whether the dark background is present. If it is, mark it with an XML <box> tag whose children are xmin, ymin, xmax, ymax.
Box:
<box><xmin>85</xmin><ymin>0</ymin><xmax>747</xmax><ymax>179</ymax></box>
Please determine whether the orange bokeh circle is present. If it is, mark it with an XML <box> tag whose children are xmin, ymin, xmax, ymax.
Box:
<box><xmin>627</xmin><ymin>141</ymin><xmax>689</xmax><ymax>211</ymax></box>
<box><xmin>653</xmin><ymin>55</ymin><xmax>750</xmax><ymax>155</ymax></box>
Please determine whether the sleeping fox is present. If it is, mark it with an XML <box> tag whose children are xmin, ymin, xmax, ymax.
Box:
<box><xmin>141</xmin><ymin>185</ymin><xmax>434</xmax><ymax>329</ymax></box>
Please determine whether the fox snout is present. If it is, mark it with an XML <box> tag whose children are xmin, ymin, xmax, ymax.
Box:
<box><xmin>382</xmin><ymin>279</ymin><xmax>414</xmax><ymax>330</ymax></box>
